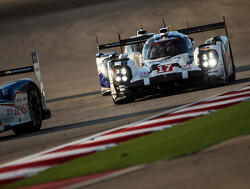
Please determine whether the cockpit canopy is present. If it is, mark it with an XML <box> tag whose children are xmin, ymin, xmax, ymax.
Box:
<box><xmin>142</xmin><ymin>35</ymin><xmax>192</xmax><ymax>60</ymax></box>
<box><xmin>124</xmin><ymin>42</ymin><xmax>144</xmax><ymax>54</ymax></box>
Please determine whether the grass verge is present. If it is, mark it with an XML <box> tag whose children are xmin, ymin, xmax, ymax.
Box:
<box><xmin>4</xmin><ymin>100</ymin><xmax>250</xmax><ymax>189</ymax></box>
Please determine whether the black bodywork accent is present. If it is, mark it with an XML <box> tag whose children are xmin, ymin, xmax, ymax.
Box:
<box><xmin>114</xmin><ymin>70</ymin><xmax>205</xmax><ymax>100</ymax></box>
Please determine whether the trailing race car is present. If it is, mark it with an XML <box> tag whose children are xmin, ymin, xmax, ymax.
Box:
<box><xmin>96</xmin><ymin>28</ymin><xmax>154</xmax><ymax>95</ymax></box>
<box><xmin>97</xmin><ymin>17</ymin><xmax>236</xmax><ymax>104</ymax></box>
<box><xmin>0</xmin><ymin>52</ymin><xmax>51</xmax><ymax>134</ymax></box>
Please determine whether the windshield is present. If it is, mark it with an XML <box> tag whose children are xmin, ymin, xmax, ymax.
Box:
<box><xmin>124</xmin><ymin>42</ymin><xmax>144</xmax><ymax>53</ymax></box>
<box><xmin>143</xmin><ymin>37</ymin><xmax>191</xmax><ymax>60</ymax></box>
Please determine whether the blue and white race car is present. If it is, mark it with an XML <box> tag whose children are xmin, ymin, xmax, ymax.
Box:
<box><xmin>97</xmin><ymin>18</ymin><xmax>236</xmax><ymax>104</ymax></box>
<box><xmin>0</xmin><ymin>52</ymin><xmax>51</xmax><ymax>134</ymax></box>
<box><xmin>96</xmin><ymin>28</ymin><xmax>154</xmax><ymax>95</ymax></box>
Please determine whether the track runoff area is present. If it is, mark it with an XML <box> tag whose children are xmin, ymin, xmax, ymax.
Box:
<box><xmin>1</xmin><ymin>84</ymin><xmax>250</xmax><ymax>187</ymax></box>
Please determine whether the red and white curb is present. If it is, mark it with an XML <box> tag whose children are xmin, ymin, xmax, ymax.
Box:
<box><xmin>1</xmin><ymin>84</ymin><xmax>250</xmax><ymax>187</ymax></box>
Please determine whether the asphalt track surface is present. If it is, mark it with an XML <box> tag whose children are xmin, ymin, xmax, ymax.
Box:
<box><xmin>0</xmin><ymin>0</ymin><xmax>250</xmax><ymax>188</ymax></box>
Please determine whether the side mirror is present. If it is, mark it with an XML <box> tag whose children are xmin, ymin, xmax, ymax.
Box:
<box><xmin>189</xmin><ymin>37</ymin><xmax>194</xmax><ymax>41</ymax></box>
<box><xmin>96</xmin><ymin>53</ymin><xmax>104</xmax><ymax>58</ymax></box>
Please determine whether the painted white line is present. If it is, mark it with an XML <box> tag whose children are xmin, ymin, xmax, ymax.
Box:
<box><xmin>211</xmin><ymin>91</ymin><xmax>250</xmax><ymax>101</ymax></box>
<box><xmin>0</xmin><ymin>166</ymin><xmax>51</xmax><ymax>181</ymax></box>
<box><xmin>23</xmin><ymin>144</ymin><xmax>116</xmax><ymax>164</ymax></box>
<box><xmin>135</xmin><ymin>111</ymin><xmax>209</xmax><ymax>127</ymax></box>
<box><xmin>91</xmin><ymin>125</ymin><xmax>173</xmax><ymax>142</ymax></box>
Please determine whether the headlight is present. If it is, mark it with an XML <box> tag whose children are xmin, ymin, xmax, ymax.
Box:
<box><xmin>203</xmin><ymin>62</ymin><xmax>209</xmax><ymax>67</ymax></box>
<box><xmin>202</xmin><ymin>54</ymin><xmax>208</xmax><ymax>61</ymax></box>
<box><xmin>209</xmin><ymin>52</ymin><xmax>214</xmax><ymax>58</ymax></box>
<box><xmin>116</xmin><ymin>76</ymin><xmax>121</xmax><ymax>82</ymax></box>
<box><xmin>112</xmin><ymin>66</ymin><xmax>132</xmax><ymax>84</ymax></box>
<box><xmin>200</xmin><ymin>50</ymin><xmax>218</xmax><ymax>69</ymax></box>
<box><xmin>114</xmin><ymin>67</ymin><xmax>127</xmax><ymax>75</ymax></box>
<box><xmin>122</xmin><ymin>76</ymin><xmax>128</xmax><ymax>81</ymax></box>
<box><xmin>121</xmin><ymin>68</ymin><xmax>127</xmax><ymax>75</ymax></box>
<box><xmin>209</xmin><ymin>59</ymin><xmax>217</xmax><ymax>67</ymax></box>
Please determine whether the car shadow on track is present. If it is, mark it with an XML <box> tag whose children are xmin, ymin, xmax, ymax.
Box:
<box><xmin>236</xmin><ymin>65</ymin><xmax>250</xmax><ymax>73</ymax></box>
<box><xmin>47</xmin><ymin>91</ymin><xmax>100</xmax><ymax>103</ymax></box>
<box><xmin>0</xmin><ymin>103</ymin><xmax>185</xmax><ymax>142</ymax></box>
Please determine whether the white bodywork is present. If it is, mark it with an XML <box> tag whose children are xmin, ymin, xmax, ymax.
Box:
<box><xmin>0</xmin><ymin>92</ymin><xmax>31</xmax><ymax>132</ymax></box>
<box><xmin>0</xmin><ymin>51</ymin><xmax>50</xmax><ymax>133</ymax></box>
<box><xmin>108</xmin><ymin>32</ymin><xmax>234</xmax><ymax>102</ymax></box>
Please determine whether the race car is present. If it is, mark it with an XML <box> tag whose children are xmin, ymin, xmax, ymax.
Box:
<box><xmin>97</xmin><ymin>17</ymin><xmax>236</xmax><ymax>104</ymax></box>
<box><xmin>96</xmin><ymin>28</ymin><xmax>154</xmax><ymax>95</ymax></box>
<box><xmin>0</xmin><ymin>52</ymin><xmax>51</xmax><ymax>134</ymax></box>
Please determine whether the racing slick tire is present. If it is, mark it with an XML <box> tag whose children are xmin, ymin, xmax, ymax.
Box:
<box><xmin>13</xmin><ymin>85</ymin><xmax>43</xmax><ymax>134</ymax></box>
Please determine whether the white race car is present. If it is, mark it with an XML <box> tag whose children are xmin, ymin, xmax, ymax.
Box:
<box><xmin>0</xmin><ymin>52</ymin><xmax>51</xmax><ymax>134</ymax></box>
<box><xmin>97</xmin><ymin>18</ymin><xmax>236</xmax><ymax>104</ymax></box>
<box><xmin>96</xmin><ymin>28</ymin><xmax>154</xmax><ymax>95</ymax></box>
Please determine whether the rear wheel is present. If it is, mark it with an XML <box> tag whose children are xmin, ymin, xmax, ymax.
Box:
<box><xmin>221</xmin><ymin>49</ymin><xmax>229</xmax><ymax>84</ymax></box>
<box><xmin>228</xmin><ymin>63</ymin><xmax>236</xmax><ymax>82</ymax></box>
<box><xmin>13</xmin><ymin>85</ymin><xmax>42</xmax><ymax>134</ymax></box>
<box><xmin>28</xmin><ymin>85</ymin><xmax>43</xmax><ymax>131</ymax></box>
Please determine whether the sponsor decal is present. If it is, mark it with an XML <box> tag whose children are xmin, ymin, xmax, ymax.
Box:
<box><xmin>6</xmin><ymin>108</ymin><xmax>14</xmax><ymax>116</ymax></box>
<box><xmin>140</xmin><ymin>72</ymin><xmax>150</xmax><ymax>78</ymax></box>
<box><xmin>157</xmin><ymin>64</ymin><xmax>173</xmax><ymax>73</ymax></box>
<box><xmin>201</xmin><ymin>47</ymin><xmax>210</xmax><ymax>51</ymax></box>
<box><xmin>181</xmin><ymin>64</ymin><xmax>192</xmax><ymax>71</ymax></box>
<box><xmin>105</xmin><ymin>43</ymin><xmax>120</xmax><ymax>48</ymax></box>
<box><xmin>170</xmin><ymin>56</ymin><xmax>181</xmax><ymax>59</ymax></box>
<box><xmin>16</xmin><ymin>98</ymin><xmax>22</xmax><ymax>103</ymax></box>
<box><xmin>5</xmin><ymin>71</ymin><xmax>12</xmax><ymax>74</ymax></box>
<box><xmin>15</xmin><ymin>103</ymin><xmax>29</xmax><ymax>116</ymax></box>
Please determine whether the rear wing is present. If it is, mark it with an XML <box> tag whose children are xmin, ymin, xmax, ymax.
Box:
<box><xmin>97</xmin><ymin>34</ymin><xmax>154</xmax><ymax>52</ymax></box>
<box><xmin>0</xmin><ymin>52</ymin><xmax>41</xmax><ymax>79</ymax></box>
<box><xmin>97</xmin><ymin>17</ymin><xmax>233</xmax><ymax>61</ymax></box>
<box><xmin>0</xmin><ymin>52</ymin><xmax>48</xmax><ymax>111</ymax></box>
<box><xmin>177</xmin><ymin>21</ymin><xmax>226</xmax><ymax>35</ymax></box>
<box><xmin>0</xmin><ymin>66</ymin><xmax>34</xmax><ymax>77</ymax></box>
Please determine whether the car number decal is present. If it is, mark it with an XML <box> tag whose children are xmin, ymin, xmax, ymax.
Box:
<box><xmin>157</xmin><ymin>64</ymin><xmax>173</xmax><ymax>73</ymax></box>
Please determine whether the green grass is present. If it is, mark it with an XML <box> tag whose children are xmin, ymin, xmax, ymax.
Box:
<box><xmin>4</xmin><ymin>100</ymin><xmax>250</xmax><ymax>189</ymax></box>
